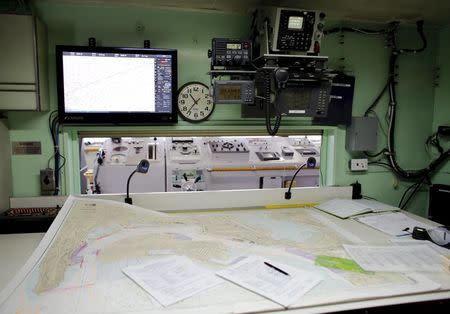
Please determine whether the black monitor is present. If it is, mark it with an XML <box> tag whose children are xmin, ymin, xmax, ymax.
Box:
<box><xmin>56</xmin><ymin>45</ymin><xmax>177</xmax><ymax>124</ymax></box>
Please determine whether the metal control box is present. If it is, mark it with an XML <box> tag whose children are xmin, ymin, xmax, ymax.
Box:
<box><xmin>208</xmin><ymin>139</ymin><xmax>250</xmax><ymax>163</ymax></box>
<box><xmin>345</xmin><ymin>117</ymin><xmax>378</xmax><ymax>152</ymax></box>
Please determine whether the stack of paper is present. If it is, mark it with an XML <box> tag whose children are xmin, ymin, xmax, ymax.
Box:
<box><xmin>315</xmin><ymin>198</ymin><xmax>398</xmax><ymax>219</ymax></box>
<box><xmin>343</xmin><ymin>244</ymin><xmax>445</xmax><ymax>272</ymax></box>
<box><xmin>123</xmin><ymin>256</ymin><xmax>222</xmax><ymax>307</ymax></box>
<box><xmin>216</xmin><ymin>256</ymin><xmax>322</xmax><ymax>307</ymax></box>
<box><xmin>353</xmin><ymin>199</ymin><xmax>399</xmax><ymax>213</ymax></box>
<box><xmin>355</xmin><ymin>212</ymin><xmax>435</xmax><ymax>236</ymax></box>
<box><xmin>124</xmin><ymin>255</ymin><xmax>323</xmax><ymax>308</ymax></box>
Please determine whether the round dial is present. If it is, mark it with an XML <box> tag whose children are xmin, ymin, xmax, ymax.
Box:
<box><xmin>177</xmin><ymin>82</ymin><xmax>214</xmax><ymax>122</ymax></box>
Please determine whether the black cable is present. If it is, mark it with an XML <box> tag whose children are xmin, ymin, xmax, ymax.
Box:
<box><xmin>260</xmin><ymin>69</ymin><xmax>282</xmax><ymax>136</ymax></box>
<box><xmin>400</xmin><ymin>182</ymin><xmax>423</xmax><ymax>209</ymax></box>
<box><xmin>364</xmin><ymin>82</ymin><xmax>389</xmax><ymax>117</ymax></box>
<box><xmin>324</xmin><ymin>27</ymin><xmax>388</xmax><ymax>35</ymax></box>
<box><xmin>384</xmin><ymin>22</ymin><xmax>450</xmax><ymax>180</ymax></box>
<box><xmin>428</xmin><ymin>133</ymin><xmax>444</xmax><ymax>154</ymax></box>
<box><xmin>364</xmin><ymin>149</ymin><xmax>387</xmax><ymax>158</ymax></box>
<box><xmin>125</xmin><ymin>170</ymin><xmax>137</xmax><ymax>204</ymax></box>
<box><xmin>362</xmin><ymin>195</ymin><xmax>377</xmax><ymax>200</ymax></box>
<box><xmin>284</xmin><ymin>164</ymin><xmax>307</xmax><ymax>199</ymax></box>
<box><xmin>47</xmin><ymin>111</ymin><xmax>63</xmax><ymax>195</ymax></box>
<box><xmin>399</xmin><ymin>176</ymin><xmax>428</xmax><ymax>209</ymax></box>
<box><xmin>397</xmin><ymin>21</ymin><xmax>427</xmax><ymax>54</ymax></box>
<box><xmin>398</xmin><ymin>181</ymin><xmax>419</xmax><ymax>208</ymax></box>
<box><xmin>265</xmin><ymin>100</ymin><xmax>282</xmax><ymax>136</ymax></box>
<box><xmin>56</xmin><ymin>154</ymin><xmax>66</xmax><ymax>173</ymax></box>
<box><xmin>248</xmin><ymin>9</ymin><xmax>258</xmax><ymax>40</ymax></box>
<box><xmin>53</xmin><ymin>115</ymin><xmax>61</xmax><ymax>195</ymax></box>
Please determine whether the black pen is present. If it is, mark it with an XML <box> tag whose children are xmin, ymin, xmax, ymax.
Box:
<box><xmin>264</xmin><ymin>262</ymin><xmax>290</xmax><ymax>276</ymax></box>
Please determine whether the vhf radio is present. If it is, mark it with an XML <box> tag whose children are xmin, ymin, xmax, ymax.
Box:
<box><xmin>208</xmin><ymin>38</ymin><xmax>252</xmax><ymax>67</ymax></box>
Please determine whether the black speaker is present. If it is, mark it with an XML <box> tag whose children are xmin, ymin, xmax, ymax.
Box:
<box><xmin>428</xmin><ymin>184</ymin><xmax>450</xmax><ymax>225</ymax></box>
<box><xmin>312</xmin><ymin>72</ymin><xmax>355</xmax><ymax>126</ymax></box>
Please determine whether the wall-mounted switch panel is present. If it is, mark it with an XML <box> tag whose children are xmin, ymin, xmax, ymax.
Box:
<box><xmin>40</xmin><ymin>168</ymin><xmax>55</xmax><ymax>195</ymax></box>
<box><xmin>349</xmin><ymin>159</ymin><xmax>368</xmax><ymax>171</ymax></box>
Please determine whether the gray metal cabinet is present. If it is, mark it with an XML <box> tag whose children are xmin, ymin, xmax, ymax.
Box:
<box><xmin>0</xmin><ymin>14</ymin><xmax>48</xmax><ymax>111</ymax></box>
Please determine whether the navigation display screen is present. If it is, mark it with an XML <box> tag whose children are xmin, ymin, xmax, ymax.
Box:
<box><xmin>56</xmin><ymin>46</ymin><xmax>177</xmax><ymax>124</ymax></box>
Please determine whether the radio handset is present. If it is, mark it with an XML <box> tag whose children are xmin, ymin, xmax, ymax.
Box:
<box><xmin>274</xmin><ymin>68</ymin><xmax>289</xmax><ymax>90</ymax></box>
<box><xmin>273</xmin><ymin>68</ymin><xmax>289</xmax><ymax>112</ymax></box>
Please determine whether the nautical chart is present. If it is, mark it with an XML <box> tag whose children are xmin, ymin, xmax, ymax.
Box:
<box><xmin>0</xmin><ymin>196</ymin><xmax>441</xmax><ymax>313</ymax></box>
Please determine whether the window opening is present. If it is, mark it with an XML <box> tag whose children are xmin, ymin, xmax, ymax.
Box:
<box><xmin>79</xmin><ymin>135</ymin><xmax>322</xmax><ymax>194</ymax></box>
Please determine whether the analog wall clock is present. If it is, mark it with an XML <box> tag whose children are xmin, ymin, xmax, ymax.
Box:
<box><xmin>177</xmin><ymin>82</ymin><xmax>214</xmax><ymax>122</ymax></box>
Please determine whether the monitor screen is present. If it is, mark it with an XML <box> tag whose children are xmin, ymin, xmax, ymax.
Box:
<box><xmin>56</xmin><ymin>46</ymin><xmax>177</xmax><ymax>124</ymax></box>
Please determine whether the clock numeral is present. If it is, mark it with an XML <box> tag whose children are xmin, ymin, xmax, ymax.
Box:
<box><xmin>207</xmin><ymin>100</ymin><xmax>212</xmax><ymax>105</ymax></box>
<box><xmin>182</xmin><ymin>94</ymin><xmax>188</xmax><ymax>99</ymax></box>
<box><xmin>194</xmin><ymin>113</ymin><xmax>198</xmax><ymax>118</ymax></box>
<box><xmin>200</xmin><ymin>111</ymin><xmax>204</xmax><ymax>116</ymax></box>
<box><xmin>182</xmin><ymin>106</ymin><xmax>187</xmax><ymax>111</ymax></box>
<box><xmin>187</xmin><ymin>111</ymin><xmax>192</xmax><ymax>115</ymax></box>
<box><xmin>187</xmin><ymin>88</ymin><xmax>192</xmax><ymax>93</ymax></box>
<box><xmin>193</xmin><ymin>86</ymin><xmax>199</xmax><ymax>92</ymax></box>
<box><xmin>205</xmin><ymin>106</ymin><xmax>209</xmax><ymax>111</ymax></box>
<box><xmin>179</xmin><ymin>99</ymin><xmax>185</xmax><ymax>105</ymax></box>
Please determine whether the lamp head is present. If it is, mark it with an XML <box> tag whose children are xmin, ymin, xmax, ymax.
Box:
<box><xmin>136</xmin><ymin>159</ymin><xmax>150</xmax><ymax>173</ymax></box>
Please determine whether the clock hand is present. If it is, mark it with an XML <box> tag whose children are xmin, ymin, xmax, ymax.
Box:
<box><xmin>190</xmin><ymin>93</ymin><xmax>203</xmax><ymax>105</ymax></box>
<box><xmin>187</xmin><ymin>102</ymin><xmax>196</xmax><ymax>112</ymax></box>
<box><xmin>189</xmin><ymin>94</ymin><xmax>198</xmax><ymax>104</ymax></box>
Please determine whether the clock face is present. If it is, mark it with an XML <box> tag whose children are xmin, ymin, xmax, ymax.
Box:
<box><xmin>177</xmin><ymin>82</ymin><xmax>214</xmax><ymax>122</ymax></box>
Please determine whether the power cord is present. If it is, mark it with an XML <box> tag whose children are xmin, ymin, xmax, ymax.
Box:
<box><xmin>258</xmin><ymin>69</ymin><xmax>282</xmax><ymax>136</ymax></box>
<box><xmin>48</xmin><ymin>110</ymin><xmax>66</xmax><ymax>195</ymax></box>
<box><xmin>284</xmin><ymin>164</ymin><xmax>306</xmax><ymax>199</ymax></box>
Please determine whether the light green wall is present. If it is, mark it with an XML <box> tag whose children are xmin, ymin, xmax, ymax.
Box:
<box><xmin>5</xmin><ymin>1</ymin><xmax>446</xmax><ymax>217</ymax></box>
<box><xmin>320</xmin><ymin>28</ymin><xmax>440</xmax><ymax>216</ymax></box>
<box><xmin>432</xmin><ymin>26</ymin><xmax>450</xmax><ymax>184</ymax></box>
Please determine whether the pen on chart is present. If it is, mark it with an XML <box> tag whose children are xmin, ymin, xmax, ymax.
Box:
<box><xmin>264</xmin><ymin>262</ymin><xmax>290</xmax><ymax>276</ymax></box>
<box><xmin>396</xmin><ymin>227</ymin><xmax>412</xmax><ymax>237</ymax></box>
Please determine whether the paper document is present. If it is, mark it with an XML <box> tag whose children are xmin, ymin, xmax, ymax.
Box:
<box><xmin>315</xmin><ymin>198</ymin><xmax>398</xmax><ymax>219</ymax></box>
<box><xmin>315</xmin><ymin>199</ymin><xmax>373</xmax><ymax>219</ymax></box>
<box><xmin>343</xmin><ymin>244</ymin><xmax>445</xmax><ymax>272</ymax></box>
<box><xmin>355</xmin><ymin>212</ymin><xmax>436</xmax><ymax>236</ymax></box>
<box><xmin>353</xmin><ymin>199</ymin><xmax>398</xmax><ymax>212</ymax></box>
<box><xmin>390</xmin><ymin>238</ymin><xmax>450</xmax><ymax>257</ymax></box>
<box><xmin>216</xmin><ymin>256</ymin><xmax>322</xmax><ymax>307</ymax></box>
<box><xmin>123</xmin><ymin>256</ymin><xmax>223</xmax><ymax>307</ymax></box>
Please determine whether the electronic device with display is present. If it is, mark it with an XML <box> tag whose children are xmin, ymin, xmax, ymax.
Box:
<box><xmin>277</xmin><ymin>80</ymin><xmax>332</xmax><ymax>117</ymax></box>
<box><xmin>56</xmin><ymin>45</ymin><xmax>178</xmax><ymax>124</ymax></box>
<box><xmin>213</xmin><ymin>80</ymin><xmax>254</xmax><ymax>104</ymax></box>
<box><xmin>257</xmin><ymin>7</ymin><xmax>326</xmax><ymax>56</ymax></box>
<box><xmin>208</xmin><ymin>38</ymin><xmax>252</xmax><ymax>67</ymax></box>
